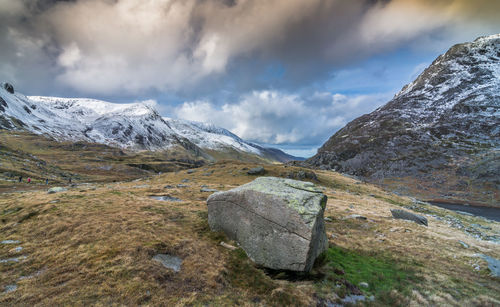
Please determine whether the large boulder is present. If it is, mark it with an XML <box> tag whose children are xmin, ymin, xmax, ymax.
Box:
<box><xmin>207</xmin><ymin>177</ymin><xmax>328</xmax><ymax>272</ymax></box>
<box><xmin>390</xmin><ymin>209</ymin><xmax>428</xmax><ymax>226</ymax></box>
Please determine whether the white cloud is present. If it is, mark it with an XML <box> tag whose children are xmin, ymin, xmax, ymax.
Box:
<box><xmin>174</xmin><ymin>90</ymin><xmax>391</xmax><ymax>145</ymax></box>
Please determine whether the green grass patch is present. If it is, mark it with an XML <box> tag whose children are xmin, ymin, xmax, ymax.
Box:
<box><xmin>320</xmin><ymin>246</ymin><xmax>419</xmax><ymax>302</ymax></box>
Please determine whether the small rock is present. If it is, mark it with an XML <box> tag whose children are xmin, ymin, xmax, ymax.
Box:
<box><xmin>181</xmin><ymin>179</ymin><xmax>189</xmax><ymax>183</ymax></box>
<box><xmin>187</xmin><ymin>169</ymin><xmax>196</xmax><ymax>174</ymax></box>
<box><xmin>11</xmin><ymin>246</ymin><xmax>23</xmax><ymax>253</ymax></box>
<box><xmin>152</xmin><ymin>254</ymin><xmax>182</xmax><ymax>272</ymax></box>
<box><xmin>163</xmin><ymin>185</ymin><xmax>175</xmax><ymax>189</ymax></box>
<box><xmin>133</xmin><ymin>184</ymin><xmax>150</xmax><ymax>189</ymax></box>
<box><xmin>390</xmin><ymin>209</ymin><xmax>428</xmax><ymax>226</ymax></box>
<box><xmin>324</xmin><ymin>217</ymin><xmax>332</xmax><ymax>222</ymax></box>
<box><xmin>47</xmin><ymin>187</ymin><xmax>67</xmax><ymax>194</ymax></box>
<box><xmin>458</xmin><ymin>240</ymin><xmax>469</xmax><ymax>249</ymax></box>
<box><xmin>200</xmin><ymin>188</ymin><xmax>219</xmax><ymax>193</ymax></box>
<box><xmin>176</xmin><ymin>184</ymin><xmax>188</xmax><ymax>188</ymax></box>
<box><xmin>247</xmin><ymin>166</ymin><xmax>265</xmax><ymax>175</ymax></box>
<box><xmin>149</xmin><ymin>195</ymin><xmax>182</xmax><ymax>202</ymax></box>
<box><xmin>330</xmin><ymin>233</ymin><xmax>336</xmax><ymax>239</ymax></box>
<box><xmin>3</xmin><ymin>284</ymin><xmax>16</xmax><ymax>293</ymax></box>
<box><xmin>359</xmin><ymin>282</ymin><xmax>369</xmax><ymax>288</ymax></box>
<box><xmin>478</xmin><ymin>254</ymin><xmax>500</xmax><ymax>277</ymax></box>
<box><xmin>343</xmin><ymin>214</ymin><xmax>367</xmax><ymax>220</ymax></box>
<box><xmin>220</xmin><ymin>241</ymin><xmax>237</xmax><ymax>250</ymax></box>
<box><xmin>202</xmin><ymin>171</ymin><xmax>214</xmax><ymax>176</ymax></box>
<box><xmin>1</xmin><ymin>240</ymin><xmax>20</xmax><ymax>244</ymax></box>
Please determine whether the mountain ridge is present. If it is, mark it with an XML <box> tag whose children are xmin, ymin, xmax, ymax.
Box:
<box><xmin>0</xmin><ymin>85</ymin><xmax>299</xmax><ymax>163</ymax></box>
<box><xmin>306</xmin><ymin>34</ymin><xmax>500</xmax><ymax>206</ymax></box>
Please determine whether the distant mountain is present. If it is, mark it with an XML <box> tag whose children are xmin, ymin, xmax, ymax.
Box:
<box><xmin>0</xmin><ymin>85</ymin><xmax>298</xmax><ymax>163</ymax></box>
<box><xmin>307</xmin><ymin>34</ymin><xmax>500</xmax><ymax>206</ymax></box>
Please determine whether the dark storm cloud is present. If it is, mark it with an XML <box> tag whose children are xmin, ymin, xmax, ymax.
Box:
<box><xmin>1</xmin><ymin>0</ymin><xmax>499</xmax><ymax>97</ymax></box>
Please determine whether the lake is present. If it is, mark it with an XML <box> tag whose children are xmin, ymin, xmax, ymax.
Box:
<box><xmin>428</xmin><ymin>202</ymin><xmax>500</xmax><ymax>222</ymax></box>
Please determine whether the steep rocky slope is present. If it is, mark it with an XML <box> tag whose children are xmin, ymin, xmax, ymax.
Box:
<box><xmin>0</xmin><ymin>85</ymin><xmax>296</xmax><ymax>162</ymax></box>
<box><xmin>307</xmin><ymin>34</ymin><xmax>500</xmax><ymax>206</ymax></box>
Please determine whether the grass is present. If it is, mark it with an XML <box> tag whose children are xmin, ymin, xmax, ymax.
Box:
<box><xmin>321</xmin><ymin>246</ymin><xmax>418</xmax><ymax>301</ymax></box>
<box><xmin>0</xmin><ymin>157</ymin><xmax>499</xmax><ymax>305</ymax></box>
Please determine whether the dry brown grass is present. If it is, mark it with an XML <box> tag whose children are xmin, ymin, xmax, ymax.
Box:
<box><xmin>1</xmin><ymin>161</ymin><xmax>499</xmax><ymax>306</ymax></box>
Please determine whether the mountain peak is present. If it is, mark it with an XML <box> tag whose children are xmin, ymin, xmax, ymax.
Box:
<box><xmin>307</xmin><ymin>35</ymin><xmax>500</xmax><ymax>206</ymax></box>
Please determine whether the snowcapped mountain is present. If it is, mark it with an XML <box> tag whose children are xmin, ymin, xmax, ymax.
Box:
<box><xmin>307</xmin><ymin>34</ymin><xmax>500</xmax><ymax>206</ymax></box>
<box><xmin>0</xmin><ymin>85</ymin><xmax>297</xmax><ymax>162</ymax></box>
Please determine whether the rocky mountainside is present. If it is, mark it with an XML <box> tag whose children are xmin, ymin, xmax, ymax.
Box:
<box><xmin>0</xmin><ymin>84</ymin><xmax>297</xmax><ymax>162</ymax></box>
<box><xmin>307</xmin><ymin>34</ymin><xmax>500</xmax><ymax>206</ymax></box>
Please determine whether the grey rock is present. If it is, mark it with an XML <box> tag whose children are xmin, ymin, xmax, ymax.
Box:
<box><xmin>202</xmin><ymin>171</ymin><xmax>214</xmax><ymax>176</ymax></box>
<box><xmin>343</xmin><ymin>214</ymin><xmax>367</xmax><ymax>220</ymax></box>
<box><xmin>286</xmin><ymin>170</ymin><xmax>317</xmax><ymax>181</ymax></box>
<box><xmin>176</xmin><ymin>184</ymin><xmax>188</xmax><ymax>188</ymax></box>
<box><xmin>201</xmin><ymin>188</ymin><xmax>219</xmax><ymax>193</ymax></box>
<box><xmin>479</xmin><ymin>254</ymin><xmax>500</xmax><ymax>277</ymax></box>
<box><xmin>187</xmin><ymin>169</ymin><xmax>196</xmax><ymax>174</ymax></box>
<box><xmin>207</xmin><ymin>177</ymin><xmax>328</xmax><ymax>272</ymax></box>
<box><xmin>152</xmin><ymin>254</ymin><xmax>182</xmax><ymax>272</ymax></box>
<box><xmin>458</xmin><ymin>240</ymin><xmax>469</xmax><ymax>248</ymax></box>
<box><xmin>163</xmin><ymin>185</ymin><xmax>175</xmax><ymax>189</ymax></box>
<box><xmin>1</xmin><ymin>240</ymin><xmax>20</xmax><ymax>244</ymax></box>
<box><xmin>149</xmin><ymin>195</ymin><xmax>182</xmax><ymax>202</ymax></box>
<box><xmin>247</xmin><ymin>166</ymin><xmax>265</xmax><ymax>175</ymax></box>
<box><xmin>181</xmin><ymin>179</ymin><xmax>189</xmax><ymax>183</ymax></box>
<box><xmin>3</xmin><ymin>284</ymin><xmax>16</xmax><ymax>294</ymax></box>
<box><xmin>391</xmin><ymin>209</ymin><xmax>428</xmax><ymax>226</ymax></box>
<box><xmin>47</xmin><ymin>187</ymin><xmax>67</xmax><ymax>194</ymax></box>
<box><xmin>359</xmin><ymin>282</ymin><xmax>369</xmax><ymax>288</ymax></box>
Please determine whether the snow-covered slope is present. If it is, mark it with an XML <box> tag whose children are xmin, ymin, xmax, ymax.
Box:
<box><xmin>307</xmin><ymin>34</ymin><xmax>500</xmax><ymax>205</ymax></box>
<box><xmin>0</xmin><ymin>85</ymin><xmax>298</xmax><ymax>162</ymax></box>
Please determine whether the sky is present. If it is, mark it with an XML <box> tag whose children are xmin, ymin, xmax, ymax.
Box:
<box><xmin>1</xmin><ymin>0</ymin><xmax>499</xmax><ymax>157</ymax></box>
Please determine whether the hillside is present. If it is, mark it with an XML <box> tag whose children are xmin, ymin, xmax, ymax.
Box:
<box><xmin>307</xmin><ymin>34</ymin><xmax>500</xmax><ymax>207</ymax></box>
<box><xmin>0</xmin><ymin>85</ymin><xmax>297</xmax><ymax>163</ymax></box>
<box><xmin>1</xmin><ymin>161</ymin><xmax>499</xmax><ymax>305</ymax></box>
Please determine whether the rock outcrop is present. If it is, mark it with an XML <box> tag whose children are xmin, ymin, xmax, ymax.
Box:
<box><xmin>306</xmin><ymin>34</ymin><xmax>500</xmax><ymax>206</ymax></box>
<box><xmin>390</xmin><ymin>209</ymin><xmax>428</xmax><ymax>226</ymax></box>
<box><xmin>207</xmin><ymin>177</ymin><xmax>328</xmax><ymax>272</ymax></box>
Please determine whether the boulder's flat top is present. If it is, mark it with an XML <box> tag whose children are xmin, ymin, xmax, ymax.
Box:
<box><xmin>224</xmin><ymin>176</ymin><xmax>326</xmax><ymax>221</ymax></box>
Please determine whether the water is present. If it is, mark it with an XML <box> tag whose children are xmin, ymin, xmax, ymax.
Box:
<box><xmin>428</xmin><ymin>202</ymin><xmax>500</xmax><ymax>222</ymax></box>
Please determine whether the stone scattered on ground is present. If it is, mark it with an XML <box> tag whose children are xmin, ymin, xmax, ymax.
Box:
<box><xmin>163</xmin><ymin>185</ymin><xmax>175</xmax><ymax>189</ymax></box>
<box><xmin>11</xmin><ymin>246</ymin><xmax>23</xmax><ymax>253</ymax></box>
<box><xmin>343</xmin><ymin>214</ymin><xmax>367</xmax><ymax>220</ymax></box>
<box><xmin>390</xmin><ymin>209</ymin><xmax>428</xmax><ymax>226</ymax></box>
<box><xmin>1</xmin><ymin>240</ymin><xmax>20</xmax><ymax>244</ymax></box>
<box><xmin>285</xmin><ymin>170</ymin><xmax>318</xmax><ymax>181</ymax></box>
<box><xmin>200</xmin><ymin>188</ymin><xmax>219</xmax><ymax>193</ymax></box>
<box><xmin>176</xmin><ymin>184</ymin><xmax>188</xmax><ymax>188</ymax></box>
<box><xmin>0</xmin><ymin>256</ymin><xmax>27</xmax><ymax>263</ymax></box>
<box><xmin>3</xmin><ymin>284</ymin><xmax>17</xmax><ymax>294</ymax></box>
<box><xmin>359</xmin><ymin>282</ymin><xmax>369</xmax><ymax>288</ymax></box>
<box><xmin>247</xmin><ymin>166</ymin><xmax>265</xmax><ymax>175</ymax></box>
<box><xmin>187</xmin><ymin>169</ymin><xmax>196</xmax><ymax>174</ymax></box>
<box><xmin>181</xmin><ymin>179</ymin><xmax>189</xmax><ymax>183</ymax></box>
<box><xmin>220</xmin><ymin>241</ymin><xmax>237</xmax><ymax>250</ymax></box>
<box><xmin>149</xmin><ymin>195</ymin><xmax>182</xmax><ymax>202</ymax></box>
<box><xmin>458</xmin><ymin>240</ymin><xmax>469</xmax><ymax>249</ymax></box>
<box><xmin>478</xmin><ymin>254</ymin><xmax>500</xmax><ymax>277</ymax></box>
<box><xmin>202</xmin><ymin>171</ymin><xmax>214</xmax><ymax>176</ymax></box>
<box><xmin>47</xmin><ymin>187</ymin><xmax>67</xmax><ymax>194</ymax></box>
<box><xmin>152</xmin><ymin>254</ymin><xmax>182</xmax><ymax>272</ymax></box>
<box><xmin>207</xmin><ymin>177</ymin><xmax>328</xmax><ymax>272</ymax></box>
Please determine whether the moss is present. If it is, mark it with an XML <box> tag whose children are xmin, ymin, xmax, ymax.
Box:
<box><xmin>317</xmin><ymin>246</ymin><xmax>419</xmax><ymax>302</ymax></box>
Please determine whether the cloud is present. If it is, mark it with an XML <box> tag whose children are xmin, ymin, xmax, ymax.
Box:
<box><xmin>174</xmin><ymin>90</ymin><xmax>391</xmax><ymax>145</ymax></box>
<box><xmin>1</xmin><ymin>0</ymin><xmax>499</xmax><ymax>97</ymax></box>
